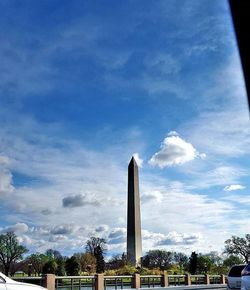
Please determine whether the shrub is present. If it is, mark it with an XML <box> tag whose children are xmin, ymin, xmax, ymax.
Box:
<box><xmin>116</xmin><ymin>265</ymin><xmax>138</xmax><ymax>275</ymax></box>
<box><xmin>105</xmin><ymin>269</ymin><xmax>117</xmax><ymax>275</ymax></box>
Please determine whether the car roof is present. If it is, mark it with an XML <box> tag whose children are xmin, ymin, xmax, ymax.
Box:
<box><xmin>231</xmin><ymin>264</ymin><xmax>247</xmax><ymax>267</ymax></box>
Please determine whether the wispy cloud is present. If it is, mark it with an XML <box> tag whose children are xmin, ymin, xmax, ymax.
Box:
<box><xmin>0</xmin><ymin>154</ymin><xmax>14</xmax><ymax>196</ymax></box>
<box><xmin>156</xmin><ymin>231</ymin><xmax>202</xmax><ymax>246</ymax></box>
<box><xmin>180</xmin><ymin>55</ymin><xmax>249</xmax><ymax>158</ymax></box>
<box><xmin>127</xmin><ymin>180</ymin><xmax>239</xmax><ymax>253</ymax></box>
<box><xmin>224</xmin><ymin>184</ymin><xmax>245</xmax><ymax>192</ymax></box>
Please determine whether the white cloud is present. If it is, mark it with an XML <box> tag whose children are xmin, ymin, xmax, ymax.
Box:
<box><xmin>17</xmin><ymin>235</ymin><xmax>32</xmax><ymax>246</ymax></box>
<box><xmin>224</xmin><ymin>184</ymin><xmax>245</xmax><ymax>192</ymax></box>
<box><xmin>139</xmin><ymin>178</ymin><xmax>238</xmax><ymax>253</ymax></box>
<box><xmin>167</xmin><ymin>131</ymin><xmax>179</xmax><ymax>137</ymax></box>
<box><xmin>204</xmin><ymin>166</ymin><xmax>247</xmax><ymax>188</ymax></box>
<box><xmin>183</xmin><ymin>109</ymin><xmax>250</xmax><ymax>158</ymax></box>
<box><xmin>62</xmin><ymin>193</ymin><xmax>101</xmax><ymax>208</ymax></box>
<box><xmin>222</xmin><ymin>195</ymin><xmax>250</xmax><ymax>204</ymax></box>
<box><xmin>132</xmin><ymin>153</ymin><xmax>143</xmax><ymax>167</ymax></box>
<box><xmin>41</xmin><ymin>209</ymin><xmax>53</xmax><ymax>215</ymax></box>
<box><xmin>95</xmin><ymin>225</ymin><xmax>109</xmax><ymax>233</ymax></box>
<box><xmin>49</xmin><ymin>235</ymin><xmax>68</xmax><ymax>243</ymax></box>
<box><xmin>149</xmin><ymin>133</ymin><xmax>204</xmax><ymax>168</ymax></box>
<box><xmin>142</xmin><ymin>230</ymin><xmax>165</xmax><ymax>243</ymax></box>
<box><xmin>0</xmin><ymin>169</ymin><xmax>14</xmax><ymax>195</ymax></box>
<box><xmin>199</xmin><ymin>153</ymin><xmax>207</xmax><ymax>159</ymax></box>
<box><xmin>108</xmin><ymin>228</ymin><xmax>126</xmax><ymax>245</ymax></box>
<box><xmin>0</xmin><ymin>154</ymin><xmax>14</xmax><ymax>196</ymax></box>
<box><xmin>2</xmin><ymin>222</ymin><xmax>29</xmax><ymax>234</ymax></box>
<box><xmin>50</xmin><ymin>224</ymin><xmax>75</xmax><ymax>235</ymax></box>
<box><xmin>0</xmin><ymin>155</ymin><xmax>10</xmax><ymax>165</ymax></box>
<box><xmin>141</xmin><ymin>191</ymin><xmax>163</xmax><ymax>203</ymax></box>
<box><xmin>157</xmin><ymin>231</ymin><xmax>202</xmax><ymax>246</ymax></box>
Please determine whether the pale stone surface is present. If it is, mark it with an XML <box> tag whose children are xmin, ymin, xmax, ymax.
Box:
<box><xmin>161</xmin><ymin>272</ymin><xmax>169</xmax><ymax>287</ymax></box>
<box><xmin>43</xmin><ymin>274</ymin><xmax>55</xmax><ymax>290</ymax></box>
<box><xmin>133</xmin><ymin>273</ymin><xmax>141</xmax><ymax>289</ymax></box>
<box><xmin>95</xmin><ymin>274</ymin><xmax>104</xmax><ymax>290</ymax></box>
<box><xmin>127</xmin><ymin>157</ymin><xmax>142</xmax><ymax>267</ymax></box>
<box><xmin>185</xmin><ymin>274</ymin><xmax>191</xmax><ymax>286</ymax></box>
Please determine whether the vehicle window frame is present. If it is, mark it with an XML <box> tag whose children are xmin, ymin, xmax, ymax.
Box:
<box><xmin>228</xmin><ymin>265</ymin><xmax>246</xmax><ymax>276</ymax></box>
<box><xmin>0</xmin><ymin>276</ymin><xmax>6</xmax><ymax>283</ymax></box>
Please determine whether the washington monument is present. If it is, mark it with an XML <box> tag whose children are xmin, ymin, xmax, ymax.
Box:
<box><xmin>127</xmin><ymin>156</ymin><xmax>142</xmax><ymax>267</ymax></box>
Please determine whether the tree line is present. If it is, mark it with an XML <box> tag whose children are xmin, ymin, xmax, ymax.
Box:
<box><xmin>0</xmin><ymin>231</ymin><xmax>249</xmax><ymax>276</ymax></box>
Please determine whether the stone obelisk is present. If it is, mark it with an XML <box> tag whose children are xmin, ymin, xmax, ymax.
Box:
<box><xmin>127</xmin><ymin>156</ymin><xmax>142</xmax><ymax>267</ymax></box>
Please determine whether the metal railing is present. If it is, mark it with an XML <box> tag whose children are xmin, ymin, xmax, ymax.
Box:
<box><xmin>12</xmin><ymin>273</ymin><xmax>227</xmax><ymax>290</ymax></box>
<box><xmin>140</xmin><ymin>275</ymin><xmax>162</xmax><ymax>288</ymax></box>
<box><xmin>192</xmin><ymin>275</ymin><xmax>207</xmax><ymax>285</ymax></box>
<box><xmin>55</xmin><ymin>276</ymin><xmax>95</xmax><ymax>290</ymax></box>
<box><xmin>104</xmin><ymin>275</ymin><xmax>133</xmax><ymax>290</ymax></box>
<box><xmin>168</xmin><ymin>275</ymin><xmax>186</xmax><ymax>286</ymax></box>
<box><xmin>209</xmin><ymin>276</ymin><xmax>221</xmax><ymax>285</ymax></box>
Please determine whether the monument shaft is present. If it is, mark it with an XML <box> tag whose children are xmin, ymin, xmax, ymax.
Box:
<box><xmin>127</xmin><ymin>157</ymin><xmax>142</xmax><ymax>267</ymax></box>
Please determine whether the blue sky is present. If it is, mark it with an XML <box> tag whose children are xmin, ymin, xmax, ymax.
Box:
<box><xmin>0</xmin><ymin>0</ymin><xmax>250</xmax><ymax>258</ymax></box>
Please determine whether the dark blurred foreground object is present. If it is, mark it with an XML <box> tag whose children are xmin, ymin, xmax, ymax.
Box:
<box><xmin>229</xmin><ymin>0</ymin><xmax>250</xmax><ymax>110</ymax></box>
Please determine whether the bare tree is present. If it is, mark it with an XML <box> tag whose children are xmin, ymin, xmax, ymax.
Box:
<box><xmin>225</xmin><ymin>235</ymin><xmax>250</xmax><ymax>263</ymax></box>
<box><xmin>85</xmin><ymin>237</ymin><xmax>106</xmax><ymax>273</ymax></box>
<box><xmin>173</xmin><ymin>252</ymin><xmax>189</xmax><ymax>271</ymax></box>
<box><xmin>85</xmin><ymin>237</ymin><xmax>107</xmax><ymax>255</ymax></box>
<box><xmin>0</xmin><ymin>232</ymin><xmax>28</xmax><ymax>275</ymax></box>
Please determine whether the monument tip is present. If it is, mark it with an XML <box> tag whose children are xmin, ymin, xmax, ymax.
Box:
<box><xmin>129</xmin><ymin>156</ymin><xmax>137</xmax><ymax>166</ymax></box>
